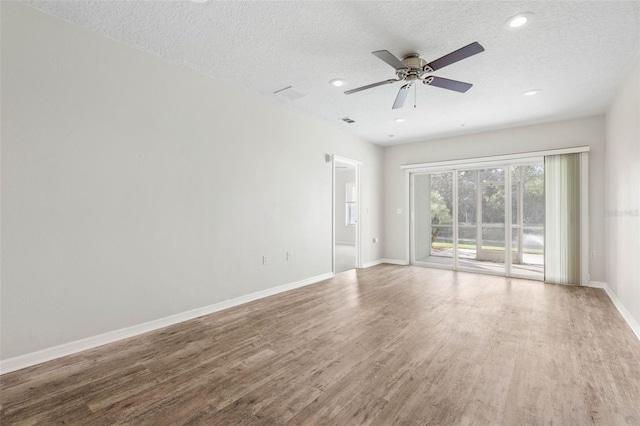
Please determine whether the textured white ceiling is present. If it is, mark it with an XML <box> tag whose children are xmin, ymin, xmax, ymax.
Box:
<box><xmin>24</xmin><ymin>0</ymin><xmax>640</xmax><ymax>146</ymax></box>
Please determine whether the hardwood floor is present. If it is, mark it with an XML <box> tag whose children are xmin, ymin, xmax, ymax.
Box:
<box><xmin>2</xmin><ymin>265</ymin><xmax>640</xmax><ymax>425</ymax></box>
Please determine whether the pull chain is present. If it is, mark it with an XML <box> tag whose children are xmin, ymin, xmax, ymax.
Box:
<box><xmin>414</xmin><ymin>83</ymin><xmax>417</xmax><ymax>108</ymax></box>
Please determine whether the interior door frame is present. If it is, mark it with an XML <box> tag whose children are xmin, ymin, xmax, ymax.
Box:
<box><xmin>332</xmin><ymin>155</ymin><xmax>362</xmax><ymax>274</ymax></box>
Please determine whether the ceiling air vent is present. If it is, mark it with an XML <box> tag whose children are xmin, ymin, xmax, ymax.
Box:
<box><xmin>341</xmin><ymin>117</ymin><xmax>355</xmax><ymax>124</ymax></box>
<box><xmin>274</xmin><ymin>86</ymin><xmax>305</xmax><ymax>101</ymax></box>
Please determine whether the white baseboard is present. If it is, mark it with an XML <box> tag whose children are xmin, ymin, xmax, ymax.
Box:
<box><xmin>381</xmin><ymin>258</ymin><xmax>409</xmax><ymax>266</ymax></box>
<box><xmin>362</xmin><ymin>259</ymin><xmax>384</xmax><ymax>268</ymax></box>
<box><xmin>0</xmin><ymin>272</ymin><xmax>334</xmax><ymax>375</ymax></box>
<box><xmin>362</xmin><ymin>258</ymin><xmax>409</xmax><ymax>268</ymax></box>
<box><xmin>587</xmin><ymin>281</ymin><xmax>640</xmax><ymax>341</ymax></box>
<box><xmin>11</xmin><ymin>271</ymin><xmax>630</xmax><ymax>376</ymax></box>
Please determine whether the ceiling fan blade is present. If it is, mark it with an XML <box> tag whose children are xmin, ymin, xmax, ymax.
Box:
<box><xmin>425</xmin><ymin>42</ymin><xmax>484</xmax><ymax>72</ymax></box>
<box><xmin>392</xmin><ymin>83</ymin><xmax>413</xmax><ymax>109</ymax></box>
<box><xmin>372</xmin><ymin>50</ymin><xmax>407</xmax><ymax>70</ymax></box>
<box><xmin>424</xmin><ymin>76</ymin><xmax>473</xmax><ymax>93</ymax></box>
<box><xmin>344</xmin><ymin>79</ymin><xmax>400</xmax><ymax>95</ymax></box>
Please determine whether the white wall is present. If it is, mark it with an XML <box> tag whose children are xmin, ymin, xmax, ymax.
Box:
<box><xmin>0</xmin><ymin>2</ymin><xmax>384</xmax><ymax>360</ymax></box>
<box><xmin>334</xmin><ymin>169</ymin><xmax>356</xmax><ymax>244</ymax></box>
<box><xmin>605</xmin><ymin>57</ymin><xmax>640</xmax><ymax>326</ymax></box>
<box><xmin>383</xmin><ymin>115</ymin><xmax>607</xmax><ymax>282</ymax></box>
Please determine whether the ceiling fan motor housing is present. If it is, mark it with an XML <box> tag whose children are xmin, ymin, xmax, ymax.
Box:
<box><xmin>397</xmin><ymin>53</ymin><xmax>429</xmax><ymax>79</ymax></box>
<box><xmin>345</xmin><ymin>42</ymin><xmax>483</xmax><ymax>108</ymax></box>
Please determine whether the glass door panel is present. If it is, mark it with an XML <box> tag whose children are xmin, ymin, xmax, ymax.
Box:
<box><xmin>479</xmin><ymin>168</ymin><xmax>506</xmax><ymax>273</ymax></box>
<box><xmin>412</xmin><ymin>172</ymin><xmax>453</xmax><ymax>267</ymax></box>
<box><xmin>457</xmin><ymin>170</ymin><xmax>478</xmax><ymax>269</ymax></box>
<box><xmin>411</xmin><ymin>162</ymin><xmax>544</xmax><ymax>281</ymax></box>
<box><xmin>413</xmin><ymin>174</ymin><xmax>431</xmax><ymax>263</ymax></box>
<box><xmin>510</xmin><ymin>164</ymin><xmax>544</xmax><ymax>279</ymax></box>
<box><xmin>430</xmin><ymin>172</ymin><xmax>453</xmax><ymax>264</ymax></box>
<box><xmin>457</xmin><ymin>167</ymin><xmax>506</xmax><ymax>274</ymax></box>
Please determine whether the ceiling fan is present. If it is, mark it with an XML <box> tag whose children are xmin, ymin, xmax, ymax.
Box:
<box><xmin>344</xmin><ymin>42</ymin><xmax>485</xmax><ymax>109</ymax></box>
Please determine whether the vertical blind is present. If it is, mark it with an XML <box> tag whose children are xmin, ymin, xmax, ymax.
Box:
<box><xmin>545</xmin><ymin>153</ymin><xmax>582</xmax><ymax>285</ymax></box>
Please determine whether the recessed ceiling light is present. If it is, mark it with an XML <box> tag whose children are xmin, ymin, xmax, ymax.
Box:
<box><xmin>523</xmin><ymin>89</ymin><xmax>541</xmax><ymax>96</ymax></box>
<box><xmin>505</xmin><ymin>12</ymin><xmax>534</xmax><ymax>29</ymax></box>
<box><xmin>330</xmin><ymin>79</ymin><xmax>346</xmax><ymax>87</ymax></box>
<box><xmin>395</xmin><ymin>118</ymin><xmax>405</xmax><ymax>123</ymax></box>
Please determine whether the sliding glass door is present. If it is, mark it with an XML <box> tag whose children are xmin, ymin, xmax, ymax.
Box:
<box><xmin>456</xmin><ymin>167</ymin><xmax>506</xmax><ymax>274</ymax></box>
<box><xmin>457</xmin><ymin>169</ymin><xmax>478</xmax><ymax>270</ymax></box>
<box><xmin>510</xmin><ymin>164</ymin><xmax>544</xmax><ymax>279</ymax></box>
<box><xmin>411</xmin><ymin>160</ymin><xmax>544</xmax><ymax>280</ymax></box>
<box><xmin>412</xmin><ymin>172</ymin><xmax>453</xmax><ymax>267</ymax></box>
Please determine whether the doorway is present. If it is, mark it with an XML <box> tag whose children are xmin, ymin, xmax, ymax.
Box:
<box><xmin>410</xmin><ymin>160</ymin><xmax>544</xmax><ymax>280</ymax></box>
<box><xmin>333</xmin><ymin>156</ymin><xmax>362</xmax><ymax>274</ymax></box>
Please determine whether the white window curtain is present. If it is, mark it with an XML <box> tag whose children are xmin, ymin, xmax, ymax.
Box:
<box><xmin>544</xmin><ymin>153</ymin><xmax>581</xmax><ymax>285</ymax></box>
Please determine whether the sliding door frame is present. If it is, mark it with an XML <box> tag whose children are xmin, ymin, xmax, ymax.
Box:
<box><xmin>409</xmin><ymin>160</ymin><xmax>537</xmax><ymax>277</ymax></box>
<box><xmin>404</xmin><ymin>147</ymin><xmax>589</xmax><ymax>282</ymax></box>
<box><xmin>409</xmin><ymin>170</ymin><xmax>457</xmax><ymax>270</ymax></box>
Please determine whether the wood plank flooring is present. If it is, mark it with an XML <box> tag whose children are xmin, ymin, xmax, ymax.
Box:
<box><xmin>2</xmin><ymin>264</ymin><xmax>640</xmax><ymax>425</ymax></box>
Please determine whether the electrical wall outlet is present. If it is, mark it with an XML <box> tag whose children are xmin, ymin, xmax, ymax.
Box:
<box><xmin>286</xmin><ymin>252</ymin><xmax>291</xmax><ymax>261</ymax></box>
<box><xmin>263</xmin><ymin>256</ymin><xmax>269</xmax><ymax>265</ymax></box>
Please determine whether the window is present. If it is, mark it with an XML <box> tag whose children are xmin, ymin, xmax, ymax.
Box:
<box><xmin>345</xmin><ymin>181</ymin><xmax>357</xmax><ymax>226</ymax></box>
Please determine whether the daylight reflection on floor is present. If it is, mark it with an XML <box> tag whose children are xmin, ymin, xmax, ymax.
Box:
<box><xmin>416</xmin><ymin>248</ymin><xmax>544</xmax><ymax>281</ymax></box>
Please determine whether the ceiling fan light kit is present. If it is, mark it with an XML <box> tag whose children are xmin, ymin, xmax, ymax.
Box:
<box><xmin>505</xmin><ymin>12</ymin><xmax>535</xmax><ymax>29</ymax></box>
<box><xmin>345</xmin><ymin>42</ymin><xmax>485</xmax><ymax>109</ymax></box>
